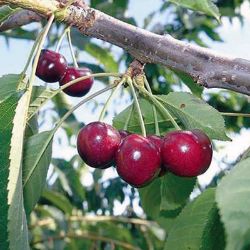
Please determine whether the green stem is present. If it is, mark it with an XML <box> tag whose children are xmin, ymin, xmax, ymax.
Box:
<box><xmin>138</xmin><ymin>87</ymin><xmax>180</xmax><ymax>130</ymax></box>
<box><xmin>29</xmin><ymin>15</ymin><xmax>54</xmax><ymax>90</ymax></box>
<box><xmin>28</xmin><ymin>72</ymin><xmax>122</xmax><ymax>120</ymax></box>
<box><xmin>21</xmin><ymin>31</ymin><xmax>43</xmax><ymax>75</ymax></box>
<box><xmin>220</xmin><ymin>112</ymin><xmax>250</xmax><ymax>117</ymax></box>
<box><xmin>54</xmin><ymin>84</ymin><xmax>117</xmax><ymax>132</ymax></box>
<box><xmin>123</xmin><ymin>104</ymin><xmax>134</xmax><ymax>130</ymax></box>
<box><xmin>67</xmin><ymin>28</ymin><xmax>78</xmax><ymax>68</ymax></box>
<box><xmin>55</xmin><ymin>26</ymin><xmax>69</xmax><ymax>52</ymax></box>
<box><xmin>98</xmin><ymin>78</ymin><xmax>125</xmax><ymax>121</ymax></box>
<box><xmin>127</xmin><ymin>78</ymin><xmax>146</xmax><ymax>136</ymax></box>
<box><xmin>143</xmin><ymin>76</ymin><xmax>160</xmax><ymax>136</ymax></box>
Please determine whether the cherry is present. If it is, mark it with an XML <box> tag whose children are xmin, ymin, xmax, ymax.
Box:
<box><xmin>77</xmin><ymin>122</ymin><xmax>121</xmax><ymax>169</ymax></box>
<box><xmin>147</xmin><ymin>135</ymin><xmax>166</xmax><ymax>177</ymax></box>
<box><xmin>116</xmin><ymin>134</ymin><xmax>161</xmax><ymax>187</ymax></box>
<box><xmin>36</xmin><ymin>49</ymin><xmax>67</xmax><ymax>83</ymax></box>
<box><xmin>162</xmin><ymin>129</ymin><xmax>212</xmax><ymax>177</ymax></box>
<box><xmin>119</xmin><ymin>130</ymin><xmax>130</xmax><ymax>140</ymax></box>
<box><xmin>59</xmin><ymin>67</ymin><xmax>94</xmax><ymax>97</ymax></box>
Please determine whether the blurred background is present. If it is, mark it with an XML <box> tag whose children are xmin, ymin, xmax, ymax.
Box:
<box><xmin>1</xmin><ymin>0</ymin><xmax>250</xmax><ymax>249</ymax></box>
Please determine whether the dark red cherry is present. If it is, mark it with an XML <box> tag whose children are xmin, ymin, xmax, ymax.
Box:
<box><xmin>162</xmin><ymin>129</ymin><xmax>213</xmax><ymax>177</ymax></box>
<box><xmin>147</xmin><ymin>135</ymin><xmax>166</xmax><ymax>177</ymax></box>
<box><xmin>119</xmin><ymin>130</ymin><xmax>130</xmax><ymax>140</ymax></box>
<box><xmin>116</xmin><ymin>134</ymin><xmax>161</xmax><ymax>187</ymax></box>
<box><xmin>59</xmin><ymin>67</ymin><xmax>94</xmax><ymax>97</ymax></box>
<box><xmin>36</xmin><ymin>49</ymin><xmax>67</xmax><ymax>82</ymax></box>
<box><xmin>77</xmin><ymin>122</ymin><xmax>121</xmax><ymax>169</ymax></box>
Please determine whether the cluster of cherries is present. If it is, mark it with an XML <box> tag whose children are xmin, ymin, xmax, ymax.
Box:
<box><xmin>35</xmin><ymin>49</ymin><xmax>213</xmax><ymax>188</ymax></box>
<box><xmin>36</xmin><ymin>49</ymin><xmax>94</xmax><ymax>97</ymax></box>
<box><xmin>77</xmin><ymin>122</ymin><xmax>213</xmax><ymax>188</ymax></box>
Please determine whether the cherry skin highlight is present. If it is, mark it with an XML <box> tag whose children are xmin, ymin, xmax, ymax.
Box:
<box><xmin>162</xmin><ymin>129</ymin><xmax>213</xmax><ymax>177</ymax></box>
<box><xmin>116</xmin><ymin>134</ymin><xmax>161</xmax><ymax>187</ymax></box>
<box><xmin>36</xmin><ymin>49</ymin><xmax>67</xmax><ymax>83</ymax></box>
<box><xmin>77</xmin><ymin>122</ymin><xmax>121</xmax><ymax>169</ymax></box>
<box><xmin>59</xmin><ymin>67</ymin><xmax>94</xmax><ymax>97</ymax></box>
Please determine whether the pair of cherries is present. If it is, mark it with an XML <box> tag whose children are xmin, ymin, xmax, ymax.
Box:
<box><xmin>36</xmin><ymin>49</ymin><xmax>94</xmax><ymax>97</ymax></box>
<box><xmin>77</xmin><ymin>122</ymin><xmax>213</xmax><ymax>187</ymax></box>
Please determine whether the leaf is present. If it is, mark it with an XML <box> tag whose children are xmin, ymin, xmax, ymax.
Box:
<box><xmin>0</xmin><ymin>74</ymin><xmax>27</xmax><ymax>102</ymax></box>
<box><xmin>0</xmin><ymin>5</ymin><xmax>20</xmax><ymax>23</ymax></box>
<box><xmin>113</xmin><ymin>98</ymin><xmax>176</xmax><ymax>135</ymax></box>
<box><xmin>42</xmin><ymin>189</ymin><xmax>73</xmax><ymax>214</ymax></box>
<box><xmin>0</xmin><ymin>91</ymin><xmax>29</xmax><ymax>249</ymax></box>
<box><xmin>28</xmin><ymin>86</ymin><xmax>55</xmax><ymax>120</ymax></box>
<box><xmin>85</xmin><ymin>43</ymin><xmax>118</xmax><ymax>72</ymax></box>
<box><xmin>160</xmin><ymin>173</ymin><xmax>196</xmax><ymax>211</ymax></box>
<box><xmin>168</xmin><ymin>0</ymin><xmax>220</xmax><ymax>21</ymax></box>
<box><xmin>23</xmin><ymin>131</ymin><xmax>53</xmax><ymax>215</ymax></box>
<box><xmin>165</xmin><ymin>188</ymin><xmax>225</xmax><ymax>250</ymax></box>
<box><xmin>158</xmin><ymin>92</ymin><xmax>229</xmax><ymax>140</ymax></box>
<box><xmin>216</xmin><ymin>158</ymin><xmax>250</xmax><ymax>250</ymax></box>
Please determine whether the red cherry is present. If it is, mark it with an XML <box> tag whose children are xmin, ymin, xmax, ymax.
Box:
<box><xmin>147</xmin><ymin>135</ymin><xmax>166</xmax><ymax>177</ymax></box>
<box><xmin>119</xmin><ymin>130</ymin><xmax>130</xmax><ymax>140</ymax></box>
<box><xmin>36</xmin><ymin>49</ymin><xmax>67</xmax><ymax>83</ymax></box>
<box><xmin>77</xmin><ymin>122</ymin><xmax>121</xmax><ymax>169</ymax></box>
<box><xmin>116</xmin><ymin>134</ymin><xmax>161</xmax><ymax>187</ymax></box>
<box><xmin>162</xmin><ymin>129</ymin><xmax>213</xmax><ymax>177</ymax></box>
<box><xmin>59</xmin><ymin>67</ymin><xmax>94</xmax><ymax>97</ymax></box>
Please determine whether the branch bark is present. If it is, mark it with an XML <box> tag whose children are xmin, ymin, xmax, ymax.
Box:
<box><xmin>1</xmin><ymin>0</ymin><xmax>250</xmax><ymax>95</ymax></box>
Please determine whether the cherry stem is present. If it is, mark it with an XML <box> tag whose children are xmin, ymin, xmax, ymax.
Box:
<box><xmin>127</xmin><ymin>77</ymin><xmax>146</xmax><ymax>137</ymax></box>
<box><xmin>22</xmin><ymin>32</ymin><xmax>43</xmax><ymax>75</ymax></box>
<box><xmin>123</xmin><ymin>104</ymin><xmax>134</xmax><ymax>130</ymax></box>
<box><xmin>67</xmin><ymin>28</ymin><xmax>79</xmax><ymax>68</ymax></box>
<box><xmin>138</xmin><ymin>86</ymin><xmax>180</xmax><ymax>130</ymax></box>
<box><xmin>28</xmin><ymin>72</ymin><xmax>122</xmax><ymax>120</ymax></box>
<box><xmin>98</xmin><ymin>77</ymin><xmax>125</xmax><ymax>121</ymax></box>
<box><xmin>55</xmin><ymin>26</ymin><xmax>70</xmax><ymax>52</ymax></box>
<box><xmin>29</xmin><ymin>15</ymin><xmax>55</xmax><ymax>91</ymax></box>
<box><xmin>54</xmin><ymin>83</ymin><xmax>117</xmax><ymax>133</ymax></box>
<box><xmin>220</xmin><ymin>112</ymin><xmax>250</xmax><ymax>117</ymax></box>
<box><xmin>143</xmin><ymin>76</ymin><xmax>160</xmax><ymax>136</ymax></box>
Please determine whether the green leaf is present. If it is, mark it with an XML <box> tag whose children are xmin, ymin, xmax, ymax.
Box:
<box><xmin>113</xmin><ymin>98</ymin><xmax>176</xmax><ymax>135</ymax></box>
<box><xmin>140</xmin><ymin>178</ymin><xmax>162</xmax><ymax>219</ymax></box>
<box><xmin>216</xmin><ymin>158</ymin><xmax>250</xmax><ymax>250</ymax></box>
<box><xmin>23</xmin><ymin>131</ymin><xmax>53</xmax><ymax>215</ymax></box>
<box><xmin>160</xmin><ymin>173</ymin><xmax>196</xmax><ymax>211</ymax></box>
<box><xmin>85</xmin><ymin>43</ymin><xmax>118</xmax><ymax>72</ymax></box>
<box><xmin>42</xmin><ymin>189</ymin><xmax>73</xmax><ymax>214</ymax></box>
<box><xmin>158</xmin><ymin>92</ymin><xmax>229</xmax><ymax>140</ymax></box>
<box><xmin>0</xmin><ymin>5</ymin><xmax>20</xmax><ymax>23</ymax></box>
<box><xmin>28</xmin><ymin>86</ymin><xmax>55</xmax><ymax>120</ymax></box>
<box><xmin>168</xmin><ymin>0</ymin><xmax>220</xmax><ymax>21</ymax></box>
<box><xmin>0</xmin><ymin>91</ymin><xmax>30</xmax><ymax>249</ymax></box>
<box><xmin>165</xmin><ymin>188</ymin><xmax>225</xmax><ymax>250</ymax></box>
<box><xmin>0</xmin><ymin>74</ymin><xmax>27</xmax><ymax>102</ymax></box>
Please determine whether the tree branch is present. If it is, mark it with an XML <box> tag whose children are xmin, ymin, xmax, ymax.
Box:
<box><xmin>1</xmin><ymin>0</ymin><xmax>250</xmax><ymax>95</ymax></box>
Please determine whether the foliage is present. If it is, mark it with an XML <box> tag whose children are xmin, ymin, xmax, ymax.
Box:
<box><xmin>0</xmin><ymin>0</ymin><xmax>250</xmax><ymax>249</ymax></box>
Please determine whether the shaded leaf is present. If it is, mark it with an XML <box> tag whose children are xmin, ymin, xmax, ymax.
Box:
<box><xmin>113</xmin><ymin>98</ymin><xmax>176</xmax><ymax>135</ymax></box>
<box><xmin>0</xmin><ymin>74</ymin><xmax>27</xmax><ymax>102</ymax></box>
<box><xmin>165</xmin><ymin>188</ymin><xmax>225</xmax><ymax>250</ymax></box>
<box><xmin>158</xmin><ymin>92</ymin><xmax>229</xmax><ymax>140</ymax></box>
<box><xmin>23</xmin><ymin>131</ymin><xmax>53</xmax><ymax>215</ymax></box>
<box><xmin>42</xmin><ymin>189</ymin><xmax>73</xmax><ymax>214</ymax></box>
<box><xmin>28</xmin><ymin>86</ymin><xmax>55</xmax><ymax>120</ymax></box>
<box><xmin>85</xmin><ymin>43</ymin><xmax>118</xmax><ymax>72</ymax></box>
<box><xmin>160</xmin><ymin>173</ymin><xmax>196</xmax><ymax>211</ymax></box>
<box><xmin>216</xmin><ymin>158</ymin><xmax>250</xmax><ymax>250</ymax></box>
<box><xmin>169</xmin><ymin>0</ymin><xmax>220</xmax><ymax>21</ymax></box>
